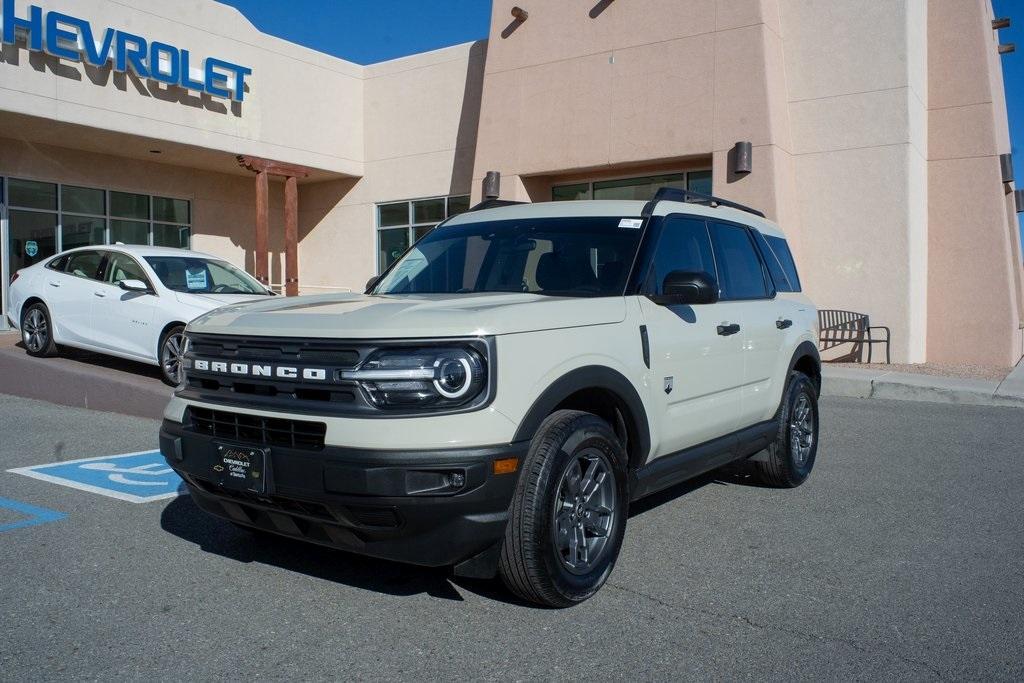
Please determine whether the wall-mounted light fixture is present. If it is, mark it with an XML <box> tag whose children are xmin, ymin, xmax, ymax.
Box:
<box><xmin>1001</xmin><ymin>153</ymin><xmax>1014</xmax><ymax>183</ymax></box>
<box><xmin>483</xmin><ymin>171</ymin><xmax>501</xmax><ymax>199</ymax></box>
<box><xmin>1015</xmin><ymin>189</ymin><xmax>1024</xmax><ymax>214</ymax></box>
<box><xmin>733</xmin><ymin>141</ymin><xmax>753</xmax><ymax>175</ymax></box>
<box><xmin>993</xmin><ymin>17</ymin><xmax>1011</xmax><ymax>30</ymax></box>
<box><xmin>511</xmin><ymin>6</ymin><xmax>529</xmax><ymax>22</ymax></box>
<box><xmin>999</xmin><ymin>43</ymin><xmax>1016</xmax><ymax>54</ymax></box>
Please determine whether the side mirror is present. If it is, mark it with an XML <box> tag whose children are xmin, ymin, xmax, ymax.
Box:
<box><xmin>118</xmin><ymin>279</ymin><xmax>149</xmax><ymax>293</ymax></box>
<box><xmin>651</xmin><ymin>270</ymin><xmax>719</xmax><ymax>306</ymax></box>
<box><xmin>365</xmin><ymin>275</ymin><xmax>380</xmax><ymax>293</ymax></box>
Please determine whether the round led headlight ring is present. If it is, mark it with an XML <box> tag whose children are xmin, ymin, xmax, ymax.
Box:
<box><xmin>433</xmin><ymin>355</ymin><xmax>473</xmax><ymax>399</ymax></box>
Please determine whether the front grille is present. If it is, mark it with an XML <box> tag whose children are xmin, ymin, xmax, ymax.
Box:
<box><xmin>188</xmin><ymin>407</ymin><xmax>326</xmax><ymax>450</ymax></box>
<box><xmin>188</xmin><ymin>334</ymin><xmax>362</xmax><ymax>365</ymax></box>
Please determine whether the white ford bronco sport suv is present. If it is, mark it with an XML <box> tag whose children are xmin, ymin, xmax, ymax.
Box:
<box><xmin>159</xmin><ymin>188</ymin><xmax>821</xmax><ymax>607</ymax></box>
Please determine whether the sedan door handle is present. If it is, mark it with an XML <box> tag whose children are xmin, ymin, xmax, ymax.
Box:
<box><xmin>94</xmin><ymin>290</ymin><xmax>106</xmax><ymax>298</ymax></box>
<box><xmin>776</xmin><ymin>319</ymin><xmax>793</xmax><ymax>330</ymax></box>
<box><xmin>48</xmin><ymin>281</ymin><xmax>60</xmax><ymax>287</ymax></box>
<box><xmin>717</xmin><ymin>323</ymin><xmax>741</xmax><ymax>336</ymax></box>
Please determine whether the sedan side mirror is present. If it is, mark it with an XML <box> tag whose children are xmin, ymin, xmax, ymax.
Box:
<box><xmin>118</xmin><ymin>279</ymin><xmax>150</xmax><ymax>293</ymax></box>
<box><xmin>650</xmin><ymin>270</ymin><xmax>719</xmax><ymax>306</ymax></box>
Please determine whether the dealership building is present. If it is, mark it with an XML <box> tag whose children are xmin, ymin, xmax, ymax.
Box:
<box><xmin>0</xmin><ymin>0</ymin><xmax>1022</xmax><ymax>367</ymax></box>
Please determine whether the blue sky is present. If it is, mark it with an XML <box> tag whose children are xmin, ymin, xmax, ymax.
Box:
<box><xmin>220</xmin><ymin>0</ymin><xmax>1023</xmax><ymax>236</ymax></box>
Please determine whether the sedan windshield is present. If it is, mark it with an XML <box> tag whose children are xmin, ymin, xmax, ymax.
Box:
<box><xmin>373</xmin><ymin>216</ymin><xmax>643</xmax><ymax>297</ymax></box>
<box><xmin>144</xmin><ymin>256</ymin><xmax>269</xmax><ymax>295</ymax></box>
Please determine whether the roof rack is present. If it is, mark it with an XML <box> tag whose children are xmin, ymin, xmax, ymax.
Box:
<box><xmin>640</xmin><ymin>187</ymin><xmax>765</xmax><ymax>219</ymax></box>
<box><xmin>467</xmin><ymin>198</ymin><xmax>528</xmax><ymax>212</ymax></box>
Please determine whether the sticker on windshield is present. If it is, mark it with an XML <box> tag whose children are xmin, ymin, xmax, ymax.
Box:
<box><xmin>185</xmin><ymin>267</ymin><xmax>208</xmax><ymax>290</ymax></box>
<box><xmin>618</xmin><ymin>218</ymin><xmax>643</xmax><ymax>229</ymax></box>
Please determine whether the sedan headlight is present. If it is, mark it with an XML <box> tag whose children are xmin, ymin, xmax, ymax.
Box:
<box><xmin>341</xmin><ymin>346</ymin><xmax>487</xmax><ymax>409</ymax></box>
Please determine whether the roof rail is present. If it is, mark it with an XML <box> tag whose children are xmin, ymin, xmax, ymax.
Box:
<box><xmin>467</xmin><ymin>198</ymin><xmax>528</xmax><ymax>212</ymax></box>
<box><xmin>640</xmin><ymin>187</ymin><xmax>766</xmax><ymax>219</ymax></box>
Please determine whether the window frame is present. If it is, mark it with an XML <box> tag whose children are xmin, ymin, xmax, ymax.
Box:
<box><xmin>707</xmin><ymin>219</ymin><xmax>776</xmax><ymax>302</ymax></box>
<box><xmin>1</xmin><ymin>175</ymin><xmax>192</xmax><ymax>255</ymax></box>
<box><xmin>62</xmin><ymin>249</ymin><xmax>107</xmax><ymax>282</ymax></box>
<box><xmin>374</xmin><ymin>194</ymin><xmax>471</xmax><ymax>274</ymax></box>
<box><xmin>99</xmin><ymin>250</ymin><xmax>156</xmax><ymax>292</ymax></box>
<box><xmin>637</xmin><ymin>213</ymin><xmax>720</xmax><ymax>297</ymax></box>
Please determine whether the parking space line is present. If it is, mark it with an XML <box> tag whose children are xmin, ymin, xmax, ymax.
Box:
<box><xmin>0</xmin><ymin>497</ymin><xmax>66</xmax><ymax>532</ymax></box>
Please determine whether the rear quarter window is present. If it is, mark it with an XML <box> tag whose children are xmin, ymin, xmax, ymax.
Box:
<box><xmin>763</xmin><ymin>235</ymin><xmax>801</xmax><ymax>292</ymax></box>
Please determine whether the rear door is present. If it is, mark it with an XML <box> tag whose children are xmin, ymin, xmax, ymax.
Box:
<box><xmin>91</xmin><ymin>251</ymin><xmax>160</xmax><ymax>360</ymax></box>
<box><xmin>46</xmin><ymin>250</ymin><xmax>105</xmax><ymax>345</ymax></box>
<box><xmin>707</xmin><ymin>221</ymin><xmax>780</xmax><ymax>428</ymax></box>
<box><xmin>636</xmin><ymin>214</ymin><xmax>745</xmax><ymax>456</ymax></box>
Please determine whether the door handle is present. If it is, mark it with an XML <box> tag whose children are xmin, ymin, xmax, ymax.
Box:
<box><xmin>776</xmin><ymin>319</ymin><xmax>793</xmax><ymax>330</ymax></box>
<box><xmin>94</xmin><ymin>290</ymin><xmax>106</xmax><ymax>298</ymax></box>
<box><xmin>717</xmin><ymin>323</ymin><xmax>741</xmax><ymax>336</ymax></box>
<box><xmin>48</xmin><ymin>281</ymin><xmax>60</xmax><ymax>287</ymax></box>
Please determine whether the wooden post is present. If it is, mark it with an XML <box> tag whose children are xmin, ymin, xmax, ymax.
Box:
<box><xmin>254</xmin><ymin>169</ymin><xmax>269</xmax><ymax>286</ymax></box>
<box><xmin>284</xmin><ymin>175</ymin><xmax>299</xmax><ymax>296</ymax></box>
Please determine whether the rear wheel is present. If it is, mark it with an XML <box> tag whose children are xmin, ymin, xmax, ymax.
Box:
<box><xmin>159</xmin><ymin>325</ymin><xmax>187</xmax><ymax>386</ymax></box>
<box><xmin>21</xmin><ymin>303</ymin><xmax>58</xmax><ymax>358</ymax></box>
<box><xmin>498</xmin><ymin>410</ymin><xmax>628</xmax><ymax>607</ymax></box>
<box><xmin>756</xmin><ymin>371</ymin><xmax>819</xmax><ymax>487</ymax></box>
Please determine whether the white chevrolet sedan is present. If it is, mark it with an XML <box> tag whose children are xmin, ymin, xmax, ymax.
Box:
<box><xmin>7</xmin><ymin>245</ymin><xmax>274</xmax><ymax>385</ymax></box>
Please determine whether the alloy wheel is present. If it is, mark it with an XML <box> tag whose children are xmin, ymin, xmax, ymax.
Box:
<box><xmin>551</xmin><ymin>449</ymin><xmax>616</xmax><ymax>575</ymax></box>
<box><xmin>789</xmin><ymin>392</ymin><xmax>815</xmax><ymax>466</ymax></box>
<box><xmin>22</xmin><ymin>308</ymin><xmax>48</xmax><ymax>353</ymax></box>
<box><xmin>161</xmin><ymin>332</ymin><xmax>187</xmax><ymax>385</ymax></box>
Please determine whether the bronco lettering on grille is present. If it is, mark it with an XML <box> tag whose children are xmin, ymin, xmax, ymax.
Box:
<box><xmin>192</xmin><ymin>359</ymin><xmax>327</xmax><ymax>381</ymax></box>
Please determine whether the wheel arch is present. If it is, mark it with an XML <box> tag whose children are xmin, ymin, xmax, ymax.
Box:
<box><xmin>787</xmin><ymin>340</ymin><xmax>821</xmax><ymax>395</ymax></box>
<box><xmin>157</xmin><ymin>320</ymin><xmax>188</xmax><ymax>355</ymax></box>
<box><xmin>512</xmin><ymin>365</ymin><xmax>651</xmax><ymax>471</ymax></box>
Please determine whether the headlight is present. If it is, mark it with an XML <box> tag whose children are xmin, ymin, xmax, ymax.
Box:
<box><xmin>341</xmin><ymin>346</ymin><xmax>487</xmax><ymax>410</ymax></box>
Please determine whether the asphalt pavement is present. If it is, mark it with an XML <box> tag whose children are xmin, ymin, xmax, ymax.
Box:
<box><xmin>1</xmin><ymin>393</ymin><xmax>1022</xmax><ymax>681</ymax></box>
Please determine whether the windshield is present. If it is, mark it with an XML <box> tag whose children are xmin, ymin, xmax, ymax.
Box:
<box><xmin>373</xmin><ymin>216</ymin><xmax>643</xmax><ymax>296</ymax></box>
<box><xmin>144</xmin><ymin>256</ymin><xmax>269</xmax><ymax>295</ymax></box>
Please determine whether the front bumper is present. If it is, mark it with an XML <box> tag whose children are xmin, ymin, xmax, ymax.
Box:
<box><xmin>159</xmin><ymin>419</ymin><xmax>524</xmax><ymax>569</ymax></box>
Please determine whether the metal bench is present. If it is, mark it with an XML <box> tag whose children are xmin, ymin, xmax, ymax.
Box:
<box><xmin>817</xmin><ymin>309</ymin><xmax>891</xmax><ymax>364</ymax></box>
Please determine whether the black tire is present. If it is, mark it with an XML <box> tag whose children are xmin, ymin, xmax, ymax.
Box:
<box><xmin>21</xmin><ymin>302</ymin><xmax>58</xmax><ymax>358</ymax></box>
<box><xmin>756</xmin><ymin>371</ymin><xmax>819</xmax><ymax>487</ymax></box>
<box><xmin>158</xmin><ymin>325</ymin><xmax>187</xmax><ymax>387</ymax></box>
<box><xmin>498</xmin><ymin>409</ymin><xmax>628</xmax><ymax>607</ymax></box>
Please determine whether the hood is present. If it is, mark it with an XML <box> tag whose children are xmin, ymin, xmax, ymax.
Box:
<box><xmin>187</xmin><ymin>292</ymin><xmax>626</xmax><ymax>338</ymax></box>
<box><xmin>174</xmin><ymin>292</ymin><xmax>271</xmax><ymax>309</ymax></box>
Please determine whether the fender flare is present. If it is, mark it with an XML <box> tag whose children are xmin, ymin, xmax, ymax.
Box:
<box><xmin>785</xmin><ymin>340</ymin><xmax>822</xmax><ymax>393</ymax></box>
<box><xmin>511</xmin><ymin>365</ymin><xmax>651</xmax><ymax>468</ymax></box>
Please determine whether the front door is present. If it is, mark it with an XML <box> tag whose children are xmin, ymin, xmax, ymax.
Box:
<box><xmin>637</xmin><ymin>215</ymin><xmax>745</xmax><ymax>458</ymax></box>
<box><xmin>91</xmin><ymin>251</ymin><xmax>159</xmax><ymax>360</ymax></box>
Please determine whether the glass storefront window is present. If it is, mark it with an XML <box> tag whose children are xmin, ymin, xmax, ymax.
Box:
<box><xmin>110</xmin><ymin>191</ymin><xmax>150</xmax><ymax>220</ymax></box>
<box><xmin>552</xmin><ymin>170</ymin><xmax>712</xmax><ymax>202</ymax></box>
<box><xmin>378</xmin><ymin>227</ymin><xmax>410</xmax><ymax>270</ymax></box>
<box><xmin>153</xmin><ymin>196</ymin><xmax>190</xmax><ymax>224</ymax></box>
<box><xmin>375</xmin><ymin>195</ymin><xmax>471</xmax><ymax>272</ymax></box>
<box><xmin>9</xmin><ymin>210</ymin><xmax>57</xmax><ymax>271</ymax></box>
<box><xmin>61</xmin><ymin>186</ymin><xmax>105</xmax><ymax>215</ymax></box>
<box><xmin>110</xmin><ymin>219</ymin><xmax>150</xmax><ymax>245</ymax></box>
<box><xmin>9</xmin><ymin>179</ymin><xmax>57</xmax><ymax>211</ymax></box>
<box><xmin>61</xmin><ymin>215</ymin><xmax>106</xmax><ymax>250</ymax></box>
<box><xmin>153</xmin><ymin>224</ymin><xmax>191</xmax><ymax>248</ymax></box>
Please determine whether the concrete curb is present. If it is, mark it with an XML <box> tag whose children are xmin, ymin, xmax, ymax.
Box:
<box><xmin>822</xmin><ymin>364</ymin><xmax>1024</xmax><ymax>408</ymax></box>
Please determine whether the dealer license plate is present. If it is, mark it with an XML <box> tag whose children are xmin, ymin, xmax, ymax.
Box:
<box><xmin>212</xmin><ymin>443</ymin><xmax>267</xmax><ymax>494</ymax></box>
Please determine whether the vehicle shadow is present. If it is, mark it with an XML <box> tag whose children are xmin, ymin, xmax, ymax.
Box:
<box><xmin>160</xmin><ymin>461</ymin><xmax>768</xmax><ymax>607</ymax></box>
<box><xmin>16</xmin><ymin>340</ymin><xmax>164</xmax><ymax>382</ymax></box>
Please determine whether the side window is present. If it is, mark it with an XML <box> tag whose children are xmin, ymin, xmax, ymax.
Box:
<box><xmin>751</xmin><ymin>230</ymin><xmax>794</xmax><ymax>292</ymax></box>
<box><xmin>709</xmin><ymin>223</ymin><xmax>770</xmax><ymax>300</ymax></box>
<box><xmin>47</xmin><ymin>255</ymin><xmax>69</xmax><ymax>272</ymax></box>
<box><xmin>105</xmin><ymin>253</ymin><xmax>149</xmax><ymax>287</ymax></box>
<box><xmin>645</xmin><ymin>216</ymin><xmax>716</xmax><ymax>295</ymax></box>
<box><xmin>64</xmin><ymin>251</ymin><xmax>105</xmax><ymax>281</ymax></box>
<box><xmin>764</xmin><ymin>235</ymin><xmax>801</xmax><ymax>292</ymax></box>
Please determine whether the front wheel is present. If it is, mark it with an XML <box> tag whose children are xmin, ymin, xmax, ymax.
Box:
<box><xmin>498</xmin><ymin>410</ymin><xmax>628</xmax><ymax>607</ymax></box>
<box><xmin>159</xmin><ymin>325</ymin><xmax>187</xmax><ymax>387</ymax></box>
<box><xmin>756</xmin><ymin>371</ymin><xmax>819</xmax><ymax>487</ymax></box>
<box><xmin>21</xmin><ymin>303</ymin><xmax>58</xmax><ymax>358</ymax></box>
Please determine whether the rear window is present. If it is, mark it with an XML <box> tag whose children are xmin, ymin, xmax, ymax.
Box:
<box><xmin>763</xmin><ymin>235</ymin><xmax>801</xmax><ymax>292</ymax></box>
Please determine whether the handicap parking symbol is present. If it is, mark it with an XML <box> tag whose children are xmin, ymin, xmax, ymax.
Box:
<box><xmin>8</xmin><ymin>450</ymin><xmax>185</xmax><ymax>503</ymax></box>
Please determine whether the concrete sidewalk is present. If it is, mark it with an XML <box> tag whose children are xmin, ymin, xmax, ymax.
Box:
<box><xmin>823</xmin><ymin>361</ymin><xmax>1024</xmax><ymax>408</ymax></box>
